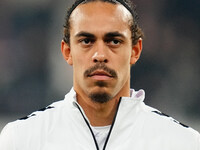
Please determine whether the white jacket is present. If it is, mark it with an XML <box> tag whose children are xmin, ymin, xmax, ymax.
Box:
<box><xmin>0</xmin><ymin>88</ymin><xmax>200</xmax><ymax>150</ymax></box>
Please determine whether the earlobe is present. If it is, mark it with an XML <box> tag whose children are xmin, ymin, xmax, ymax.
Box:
<box><xmin>61</xmin><ymin>40</ymin><xmax>73</xmax><ymax>65</ymax></box>
<box><xmin>130</xmin><ymin>39</ymin><xmax>143</xmax><ymax>65</ymax></box>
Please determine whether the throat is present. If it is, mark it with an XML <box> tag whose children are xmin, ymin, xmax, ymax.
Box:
<box><xmin>77</xmin><ymin>95</ymin><xmax>119</xmax><ymax>126</ymax></box>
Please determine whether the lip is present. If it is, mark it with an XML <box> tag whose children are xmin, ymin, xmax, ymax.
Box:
<box><xmin>88</xmin><ymin>70</ymin><xmax>113</xmax><ymax>80</ymax></box>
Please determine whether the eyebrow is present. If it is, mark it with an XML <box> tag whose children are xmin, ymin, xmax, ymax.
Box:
<box><xmin>104</xmin><ymin>32</ymin><xmax>126</xmax><ymax>39</ymax></box>
<box><xmin>75</xmin><ymin>32</ymin><xmax>95</xmax><ymax>38</ymax></box>
<box><xmin>74</xmin><ymin>31</ymin><xmax>126</xmax><ymax>39</ymax></box>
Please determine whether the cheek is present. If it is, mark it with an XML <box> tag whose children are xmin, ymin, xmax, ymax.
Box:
<box><xmin>117</xmin><ymin>51</ymin><xmax>131</xmax><ymax>67</ymax></box>
<box><xmin>72</xmin><ymin>52</ymin><xmax>92</xmax><ymax>81</ymax></box>
<box><xmin>118</xmin><ymin>61</ymin><xmax>130</xmax><ymax>77</ymax></box>
<box><xmin>116</xmin><ymin>53</ymin><xmax>131</xmax><ymax>77</ymax></box>
<box><xmin>73</xmin><ymin>59</ymin><xmax>85</xmax><ymax>75</ymax></box>
<box><xmin>71</xmin><ymin>52</ymin><xmax>85</xmax><ymax>76</ymax></box>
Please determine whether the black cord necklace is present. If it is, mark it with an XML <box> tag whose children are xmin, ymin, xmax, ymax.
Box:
<box><xmin>75</xmin><ymin>98</ymin><xmax>121</xmax><ymax>150</ymax></box>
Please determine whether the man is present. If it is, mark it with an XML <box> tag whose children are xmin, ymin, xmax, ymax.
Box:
<box><xmin>0</xmin><ymin>0</ymin><xmax>199</xmax><ymax>149</ymax></box>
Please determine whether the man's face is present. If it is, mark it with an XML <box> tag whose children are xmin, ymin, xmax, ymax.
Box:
<box><xmin>62</xmin><ymin>1</ymin><xmax>142</xmax><ymax>102</ymax></box>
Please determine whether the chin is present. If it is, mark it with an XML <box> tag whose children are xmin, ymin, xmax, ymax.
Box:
<box><xmin>86</xmin><ymin>80</ymin><xmax>116</xmax><ymax>103</ymax></box>
<box><xmin>88</xmin><ymin>90</ymin><xmax>112</xmax><ymax>103</ymax></box>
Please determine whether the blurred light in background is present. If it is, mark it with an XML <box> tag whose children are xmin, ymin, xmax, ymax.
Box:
<box><xmin>0</xmin><ymin>0</ymin><xmax>199</xmax><ymax>131</ymax></box>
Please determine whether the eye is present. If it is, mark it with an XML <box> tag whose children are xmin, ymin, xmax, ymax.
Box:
<box><xmin>110</xmin><ymin>39</ymin><xmax>121</xmax><ymax>45</ymax></box>
<box><xmin>79</xmin><ymin>38</ymin><xmax>94</xmax><ymax>45</ymax></box>
<box><xmin>106</xmin><ymin>39</ymin><xmax>122</xmax><ymax>47</ymax></box>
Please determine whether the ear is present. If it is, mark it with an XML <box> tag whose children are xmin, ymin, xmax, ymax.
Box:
<box><xmin>130</xmin><ymin>38</ymin><xmax>143</xmax><ymax>65</ymax></box>
<box><xmin>61</xmin><ymin>40</ymin><xmax>73</xmax><ymax>65</ymax></box>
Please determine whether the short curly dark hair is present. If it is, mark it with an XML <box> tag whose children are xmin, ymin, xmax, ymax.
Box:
<box><xmin>63</xmin><ymin>0</ymin><xmax>144</xmax><ymax>46</ymax></box>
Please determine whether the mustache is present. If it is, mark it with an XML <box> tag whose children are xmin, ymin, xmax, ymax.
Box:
<box><xmin>84</xmin><ymin>63</ymin><xmax>117</xmax><ymax>78</ymax></box>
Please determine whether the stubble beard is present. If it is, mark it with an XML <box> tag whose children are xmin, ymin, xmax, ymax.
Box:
<box><xmin>89</xmin><ymin>91</ymin><xmax>112</xmax><ymax>103</ymax></box>
<box><xmin>89</xmin><ymin>81</ymin><xmax>112</xmax><ymax>103</ymax></box>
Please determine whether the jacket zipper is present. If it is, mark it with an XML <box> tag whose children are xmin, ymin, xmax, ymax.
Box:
<box><xmin>75</xmin><ymin>98</ymin><xmax>121</xmax><ymax>150</ymax></box>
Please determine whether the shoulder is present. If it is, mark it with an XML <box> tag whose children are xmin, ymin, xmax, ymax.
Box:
<box><xmin>142</xmin><ymin>104</ymin><xmax>198</xmax><ymax>133</ymax></box>
<box><xmin>17</xmin><ymin>99</ymin><xmax>65</xmax><ymax>124</ymax></box>
<box><xmin>140</xmin><ymin>104</ymin><xmax>200</xmax><ymax>148</ymax></box>
<box><xmin>0</xmin><ymin>99</ymin><xmax>69</xmax><ymax>149</ymax></box>
<box><xmin>0</xmin><ymin>122</ymin><xmax>16</xmax><ymax>150</ymax></box>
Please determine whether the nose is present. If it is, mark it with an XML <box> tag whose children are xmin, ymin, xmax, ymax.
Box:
<box><xmin>92</xmin><ymin>41</ymin><xmax>108</xmax><ymax>63</ymax></box>
<box><xmin>92</xmin><ymin>53</ymin><xmax>108</xmax><ymax>63</ymax></box>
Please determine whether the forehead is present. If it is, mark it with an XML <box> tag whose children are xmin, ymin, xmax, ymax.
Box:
<box><xmin>70</xmin><ymin>1</ymin><xmax>133</xmax><ymax>35</ymax></box>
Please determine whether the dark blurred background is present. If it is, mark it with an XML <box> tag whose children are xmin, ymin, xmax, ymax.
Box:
<box><xmin>0</xmin><ymin>0</ymin><xmax>199</xmax><ymax>131</ymax></box>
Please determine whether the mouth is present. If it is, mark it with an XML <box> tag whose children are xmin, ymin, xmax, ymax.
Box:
<box><xmin>84</xmin><ymin>63</ymin><xmax>117</xmax><ymax>81</ymax></box>
<box><xmin>88</xmin><ymin>70</ymin><xmax>114</xmax><ymax>80</ymax></box>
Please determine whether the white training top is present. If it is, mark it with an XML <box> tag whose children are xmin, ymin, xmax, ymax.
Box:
<box><xmin>0</xmin><ymin>88</ymin><xmax>200</xmax><ymax>150</ymax></box>
<box><xmin>92</xmin><ymin>125</ymin><xmax>111</xmax><ymax>150</ymax></box>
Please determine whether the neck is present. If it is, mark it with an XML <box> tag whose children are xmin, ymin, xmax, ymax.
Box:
<box><xmin>77</xmin><ymin>95</ymin><xmax>119</xmax><ymax>126</ymax></box>
<box><xmin>75</xmin><ymin>83</ymin><xmax>130</xmax><ymax>126</ymax></box>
